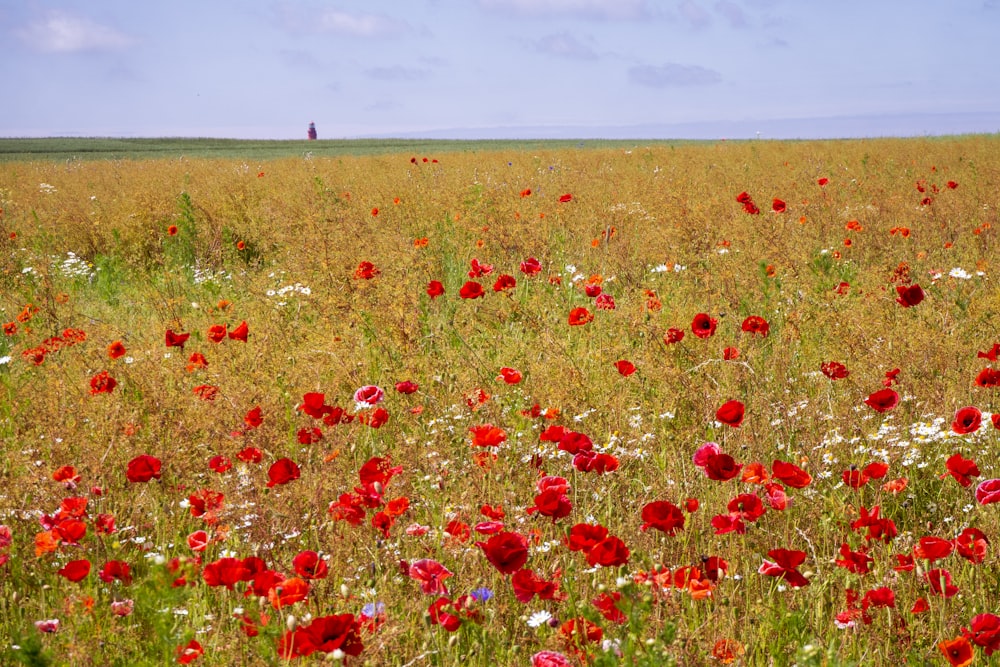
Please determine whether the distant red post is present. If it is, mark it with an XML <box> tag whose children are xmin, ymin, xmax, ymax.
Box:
<box><xmin>307</xmin><ymin>122</ymin><xmax>317</xmax><ymax>140</ymax></box>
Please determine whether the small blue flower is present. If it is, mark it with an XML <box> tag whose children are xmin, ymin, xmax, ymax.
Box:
<box><xmin>470</xmin><ymin>587</ymin><xmax>494</xmax><ymax>603</ymax></box>
<box><xmin>362</xmin><ymin>601</ymin><xmax>385</xmax><ymax>617</ymax></box>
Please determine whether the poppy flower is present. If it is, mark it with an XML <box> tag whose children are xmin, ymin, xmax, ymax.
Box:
<box><xmin>864</xmin><ymin>388</ymin><xmax>899</xmax><ymax>413</ymax></box>
<box><xmin>963</xmin><ymin>613</ymin><xmax>1000</xmax><ymax>655</ymax></box>
<box><xmin>595</xmin><ymin>293</ymin><xmax>616</xmax><ymax>310</ymax></box>
<box><xmin>728</xmin><ymin>493</ymin><xmax>766</xmax><ymax>522</ymax></box>
<box><xmin>208</xmin><ymin>455</ymin><xmax>231</xmax><ymax>473</ymax></box>
<box><xmin>592</xmin><ymin>592</ymin><xmax>626</xmax><ymax>624</ymax></box>
<box><xmin>192</xmin><ymin>384</ymin><xmax>218</xmax><ymax>401</ymax></box>
<box><xmin>565</xmin><ymin>523</ymin><xmax>608</xmax><ymax>552</ymax></box>
<box><xmin>266</xmin><ymin>458</ymin><xmax>300</xmax><ymax>487</ymax></box>
<box><xmin>395</xmin><ymin>380</ymin><xmax>419</xmax><ymax>394</ymax></box>
<box><xmin>278</xmin><ymin>614</ymin><xmax>364</xmax><ymax>659</ymax></box>
<box><xmin>426</xmin><ymin>280</ymin><xmax>445</xmax><ymax>299</ymax></box>
<box><xmin>914</xmin><ymin>536</ymin><xmax>954</xmax><ymax>562</ymax></box>
<box><xmin>408</xmin><ymin>559</ymin><xmax>453</xmax><ymax>595</ymax></box>
<box><xmin>58</xmin><ymin>559</ymin><xmax>91</xmax><ymax>582</ymax></box>
<box><xmin>468</xmin><ymin>258</ymin><xmax>494</xmax><ymax>277</ymax></box>
<box><xmin>493</xmin><ymin>274</ymin><xmax>516</xmax><ymax>292</ymax></box>
<box><xmin>741</xmin><ymin>315</ymin><xmax>770</xmax><ymax>337</ymax></box>
<box><xmin>470</xmin><ymin>424</ymin><xmax>507</xmax><ymax>448</ymax></box>
<box><xmin>926</xmin><ymin>568</ymin><xmax>959</xmax><ymax>597</ymax></box>
<box><xmin>976</xmin><ymin>368</ymin><xmax>1000</xmax><ymax>387</ymax></box>
<box><xmin>952</xmin><ymin>406</ymin><xmax>983</xmax><ymax>434</ymax></box>
<box><xmin>715</xmin><ymin>400</ymin><xmax>745</xmax><ymax>427</ymax></box>
<box><xmin>614</xmin><ymin>360</ymin><xmax>635</xmax><ymax>377</ymax></box>
<box><xmin>207</xmin><ymin>324</ymin><xmax>227</xmax><ymax>343</ymax></box>
<box><xmin>664</xmin><ymin>328</ymin><xmax>685</xmax><ymax>344</ymax></box>
<box><xmin>354</xmin><ymin>385</ymin><xmax>385</xmax><ymax>408</ymax></box>
<box><xmin>269</xmin><ymin>577</ymin><xmax>310</xmax><ymax>609</ymax></box>
<box><xmin>586</xmin><ymin>535</ymin><xmax>630</xmax><ymax>567</ymax></box>
<box><xmin>186</xmin><ymin>353</ymin><xmax>208</xmax><ymax>372</ymax></box>
<box><xmin>977</xmin><ymin>343</ymin><xmax>1000</xmax><ymax>361</ymax></box>
<box><xmin>89</xmin><ymin>371</ymin><xmax>117</xmax><ymax>395</ymax></box>
<box><xmin>568</xmin><ymin>307</ymin><xmax>593</xmax><ymax>326</ymax></box>
<box><xmin>107</xmin><ymin>341</ymin><xmax>126</xmax><ymax>359</ymax></box>
<box><xmin>691</xmin><ymin>313</ymin><xmax>717</xmax><ymax>338</ymax></box>
<box><xmin>497</xmin><ymin>367</ymin><xmax>522</xmax><ymax>384</ymax></box>
<box><xmin>558</xmin><ymin>193</ymin><xmax>573</xmax><ymax>203</ymax></box>
<box><xmin>772</xmin><ymin>198</ymin><xmax>787</xmax><ymax>213</ymax></box>
<box><xmin>528</xmin><ymin>489</ymin><xmax>572</xmax><ymax>521</ymax></box>
<box><xmin>835</xmin><ymin>544</ymin><xmax>872</xmax><ymax>574</ymax></box>
<box><xmin>228</xmin><ymin>321</ymin><xmax>248</xmax><ymax>342</ymax></box>
<box><xmin>735</xmin><ymin>191</ymin><xmax>752</xmax><ymax>204</ymax></box>
<box><xmin>640</xmin><ymin>501</ymin><xmax>685</xmax><ymax>535</ymax></box>
<box><xmin>176</xmin><ymin>640</ymin><xmax>204</xmax><ymax>665</ymax></box>
<box><xmin>477</xmin><ymin>531</ymin><xmax>529</xmax><ymax>574</ymax></box>
<box><xmin>99</xmin><ymin>560</ymin><xmax>132</xmax><ymax>586</ymax></box>
<box><xmin>956</xmin><ymin>527</ymin><xmax>990</xmax><ymax>564</ymax></box>
<box><xmin>896</xmin><ymin>284</ymin><xmax>925</xmax><ymax>307</ymax></box>
<box><xmin>711</xmin><ymin>639</ymin><xmax>745</xmax><ymax>664</ymax></box>
<box><xmin>126</xmin><ymin>455</ymin><xmax>162</xmax><ymax>483</ymax></box>
<box><xmin>771</xmin><ymin>460</ymin><xmax>812</xmax><ymax>489</ymax></box>
<box><xmin>520</xmin><ymin>257</ymin><xmax>542</xmax><ymax>275</ymax></box>
<box><xmin>165</xmin><ymin>329</ymin><xmax>190</xmax><ymax>348</ymax></box>
<box><xmin>821</xmin><ymin>361</ymin><xmax>849</xmax><ymax>380</ymax></box>
<box><xmin>943</xmin><ymin>453</ymin><xmax>980</xmax><ymax>487</ymax></box>
<box><xmin>459</xmin><ymin>281</ymin><xmax>485</xmax><ymax>299</ymax></box>
<box><xmin>758</xmin><ymin>548</ymin><xmax>809</xmax><ymax>588</ymax></box>
<box><xmin>167</xmin><ymin>225</ymin><xmax>178</xmax><ymax>236</ymax></box>
<box><xmin>187</xmin><ymin>530</ymin><xmax>209</xmax><ymax>552</ymax></box>
<box><xmin>202</xmin><ymin>557</ymin><xmax>251</xmax><ymax>589</ymax></box>
<box><xmin>520</xmin><ymin>188</ymin><xmax>532</xmax><ymax>198</ymax></box>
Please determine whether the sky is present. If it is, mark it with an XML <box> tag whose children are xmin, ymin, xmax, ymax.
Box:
<box><xmin>2</xmin><ymin>0</ymin><xmax>1000</xmax><ymax>140</ymax></box>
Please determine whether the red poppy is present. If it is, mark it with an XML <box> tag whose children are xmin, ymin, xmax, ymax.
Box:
<box><xmin>207</xmin><ymin>324</ymin><xmax>227</xmax><ymax>343</ymax></box>
<box><xmin>228</xmin><ymin>321</ymin><xmax>248</xmax><ymax>342</ymax></box>
<box><xmin>772</xmin><ymin>198</ymin><xmax>787</xmax><ymax>213</ymax></box>
<box><xmin>192</xmin><ymin>384</ymin><xmax>218</xmax><ymax>401</ymax></box>
<box><xmin>943</xmin><ymin>453</ymin><xmax>980</xmax><ymax>487</ymax></box>
<box><xmin>821</xmin><ymin>361</ymin><xmax>849</xmax><ymax>380</ymax></box>
<box><xmin>835</xmin><ymin>544</ymin><xmax>872</xmax><ymax>574</ymax></box>
<box><xmin>477</xmin><ymin>531</ymin><xmax>529</xmax><ymax>574</ymax></box>
<box><xmin>165</xmin><ymin>329</ymin><xmax>190</xmax><ymax>348</ymax></box>
<box><xmin>498</xmin><ymin>367</ymin><xmax>522</xmax><ymax>384</ymax></box>
<box><xmin>188</xmin><ymin>489</ymin><xmax>224</xmax><ymax>522</ymax></box>
<box><xmin>167</xmin><ymin>225</ymin><xmax>178</xmax><ymax>236</ymax></box>
<box><xmin>469</xmin><ymin>424</ymin><xmax>507</xmax><ymax>448</ymax></box>
<box><xmin>89</xmin><ymin>371</ymin><xmax>117</xmax><ymax>395</ymax></box>
<box><xmin>956</xmin><ymin>527</ymin><xmax>990</xmax><ymax>564</ymax></box>
<box><xmin>704</xmin><ymin>453</ymin><xmax>742</xmax><ymax>481</ymax></box>
<box><xmin>176</xmin><ymin>639</ymin><xmax>204</xmax><ymax>665</ymax></box>
<box><xmin>459</xmin><ymin>281</ymin><xmax>485</xmax><ymax>299</ymax></box>
<box><xmin>208</xmin><ymin>455</ymin><xmax>231</xmax><ymax>473</ymax></box>
<box><xmin>426</xmin><ymin>280</ymin><xmax>445</xmax><ymax>299</ymax></box>
<box><xmin>914</xmin><ymin>536</ymin><xmax>954</xmax><ymax>562</ymax></box>
<box><xmin>520</xmin><ymin>257</ymin><xmax>542</xmax><ymax>275</ymax></box>
<box><xmin>558</xmin><ymin>193</ymin><xmax>573</xmax><ymax>203</ymax></box>
<box><xmin>771</xmin><ymin>460</ymin><xmax>812</xmax><ymax>488</ymax></box>
<box><xmin>520</xmin><ymin>188</ymin><xmax>532</xmax><ymax>198</ymax></box>
<box><xmin>493</xmin><ymin>274</ymin><xmax>516</xmax><ymax>292</ymax></box>
<box><xmin>266</xmin><ymin>458</ymin><xmax>300</xmax><ymax>487</ymax></box>
<box><xmin>728</xmin><ymin>493</ymin><xmax>766</xmax><ymax>522</ymax></box>
<box><xmin>592</xmin><ymin>592</ymin><xmax>626</xmax><ymax>624</ymax></box>
<box><xmin>640</xmin><ymin>501</ymin><xmax>685</xmax><ymax>535</ymax></box>
<box><xmin>691</xmin><ymin>313</ymin><xmax>717</xmax><ymax>338</ymax></box>
<box><xmin>614</xmin><ymin>360</ymin><xmax>635</xmax><ymax>376</ymax></box>
<box><xmin>126</xmin><ymin>455</ymin><xmax>161</xmax><ymax>483</ymax></box>
<box><xmin>978</xmin><ymin>343</ymin><xmax>1000</xmax><ymax>361</ymax></box>
<box><xmin>202</xmin><ymin>557</ymin><xmax>251</xmax><ymax>590</ymax></box>
<box><xmin>278</xmin><ymin>614</ymin><xmax>364</xmax><ymax>659</ymax></box>
<box><xmin>568</xmin><ymin>307</ymin><xmax>594</xmax><ymax>326</ymax></box>
<box><xmin>408</xmin><ymin>559</ymin><xmax>453</xmax><ymax>595</ymax></box>
<box><xmin>565</xmin><ymin>523</ymin><xmax>608</xmax><ymax>552</ymax></box>
<box><xmin>963</xmin><ymin>613</ymin><xmax>1000</xmax><ymax>655</ymax></box>
<box><xmin>952</xmin><ymin>406</ymin><xmax>983</xmax><ymax>434</ymax></box>
<box><xmin>187</xmin><ymin>530</ymin><xmax>209</xmax><ymax>552</ymax></box>
<box><xmin>976</xmin><ymin>368</ymin><xmax>1000</xmax><ymax>387</ymax></box>
<box><xmin>926</xmin><ymin>568</ymin><xmax>959</xmax><ymax>597</ymax></box>
<box><xmin>896</xmin><ymin>284</ymin><xmax>925</xmax><ymax>307</ymax></box>
<box><xmin>758</xmin><ymin>548</ymin><xmax>809</xmax><ymax>588</ymax></box>
<box><xmin>586</xmin><ymin>535</ymin><xmax>630</xmax><ymax>567</ymax></box>
<box><xmin>863</xmin><ymin>587</ymin><xmax>895</xmax><ymax>609</ymax></box>
<box><xmin>741</xmin><ymin>315</ymin><xmax>770</xmax><ymax>337</ymax></box>
<box><xmin>58</xmin><ymin>559</ymin><xmax>91</xmax><ymax>582</ymax></box>
<box><xmin>864</xmin><ymin>388</ymin><xmax>899</xmax><ymax>412</ymax></box>
<box><xmin>664</xmin><ymin>328</ymin><xmax>685</xmax><ymax>344</ymax></box>
<box><xmin>468</xmin><ymin>258</ymin><xmax>494</xmax><ymax>277</ymax></box>
<box><xmin>528</xmin><ymin>489</ymin><xmax>573</xmax><ymax>520</ymax></box>
<box><xmin>817</xmin><ymin>177</ymin><xmax>829</xmax><ymax>186</ymax></box>
<box><xmin>237</xmin><ymin>446</ymin><xmax>263</xmax><ymax>464</ymax></box>
<box><xmin>715</xmin><ymin>400</ymin><xmax>745</xmax><ymax>427</ymax></box>
<box><xmin>268</xmin><ymin>576</ymin><xmax>310</xmax><ymax>609</ymax></box>
<box><xmin>572</xmin><ymin>450</ymin><xmax>619</xmax><ymax>474</ymax></box>
<box><xmin>99</xmin><ymin>560</ymin><xmax>133</xmax><ymax>585</ymax></box>
<box><xmin>185</xmin><ymin>352</ymin><xmax>207</xmax><ymax>372</ymax></box>
<box><xmin>107</xmin><ymin>341</ymin><xmax>126</xmax><ymax>359</ymax></box>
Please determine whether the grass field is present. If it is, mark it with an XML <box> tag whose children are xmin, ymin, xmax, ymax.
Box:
<box><xmin>1</xmin><ymin>134</ymin><xmax>1000</xmax><ymax>666</ymax></box>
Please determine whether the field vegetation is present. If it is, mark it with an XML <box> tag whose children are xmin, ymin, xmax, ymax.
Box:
<box><xmin>1</xmin><ymin>135</ymin><xmax>999</xmax><ymax>666</ymax></box>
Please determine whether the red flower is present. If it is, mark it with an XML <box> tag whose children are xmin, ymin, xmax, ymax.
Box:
<box><xmin>192</xmin><ymin>384</ymin><xmax>218</xmax><ymax>401</ymax></box>
<box><xmin>956</xmin><ymin>528</ymin><xmax>990</xmax><ymax>564</ymax></box>
<box><xmin>107</xmin><ymin>341</ymin><xmax>126</xmax><ymax>359</ymax></box>
<box><xmin>771</xmin><ymin>460</ymin><xmax>812</xmax><ymax>489</ymax></box>
<box><xmin>926</xmin><ymin>568</ymin><xmax>959</xmax><ymax>597</ymax></box>
<box><xmin>715</xmin><ymin>400</ymin><xmax>745</xmax><ymax>427</ymax></box>
<box><xmin>244</xmin><ymin>406</ymin><xmax>263</xmax><ymax>428</ymax></box>
<box><xmin>409</xmin><ymin>559</ymin><xmax>453</xmax><ymax>595</ymax></box>
<box><xmin>228</xmin><ymin>321</ymin><xmax>249</xmax><ymax>342</ymax></box>
<box><xmin>741</xmin><ymin>315</ymin><xmax>769</xmax><ymax>337</ymax></box>
<box><xmin>395</xmin><ymin>380</ymin><xmax>419</xmax><ymax>394</ymax></box>
<box><xmin>896</xmin><ymin>284</ymin><xmax>925</xmax><ymax>307</ymax></box>
<box><xmin>498</xmin><ymin>367</ymin><xmax>522</xmax><ymax>384</ymax></box>
<box><xmin>470</xmin><ymin>424</ymin><xmax>507</xmax><ymax>448</ymax></box>
<box><xmin>691</xmin><ymin>313</ymin><xmax>717</xmax><ymax>338</ymax></box>
<box><xmin>187</xmin><ymin>530</ymin><xmax>209</xmax><ymax>552</ymax></box>
<box><xmin>512</xmin><ymin>568</ymin><xmax>561</xmax><ymax>603</ymax></box>
<box><xmin>237</xmin><ymin>446</ymin><xmax>263</xmax><ymax>464</ymax></box>
<box><xmin>664</xmin><ymin>327</ymin><xmax>685</xmax><ymax>344</ymax></box>
<box><xmin>493</xmin><ymin>274</ymin><xmax>517</xmax><ymax>292</ymax></box>
<box><xmin>914</xmin><ymin>536</ymin><xmax>954</xmax><ymax>562</ymax></box>
<box><xmin>817</xmin><ymin>177</ymin><xmax>829</xmax><ymax>186</ymax></box>
<box><xmin>568</xmin><ymin>307</ymin><xmax>593</xmax><ymax>326</ymax></box>
<box><xmin>962</xmin><ymin>613</ymin><xmax>1000</xmax><ymax>655</ymax></box>
<box><xmin>640</xmin><ymin>501</ymin><xmax>685</xmax><ymax>535</ymax></box>
<box><xmin>459</xmin><ymin>281</ymin><xmax>485</xmax><ymax>299</ymax></box>
<box><xmin>520</xmin><ymin>257</ymin><xmax>542</xmax><ymax>275</ymax></box>
<box><xmin>558</xmin><ymin>193</ymin><xmax>573</xmax><ymax>203</ymax></box>
<box><xmin>266</xmin><ymin>458</ymin><xmax>300</xmax><ymax>487</ymax></box>
<box><xmin>821</xmin><ymin>361</ymin><xmax>849</xmax><ymax>380</ymax></box>
<box><xmin>278</xmin><ymin>614</ymin><xmax>364</xmax><ymax>659</ymax></box>
<box><xmin>207</xmin><ymin>324</ymin><xmax>227</xmax><ymax>343</ymax></box>
<box><xmin>976</xmin><ymin>367</ymin><xmax>1000</xmax><ymax>387</ymax></box>
<box><xmin>772</xmin><ymin>198</ymin><xmax>787</xmax><ymax>213</ymax></box>
<box><xmin>528</xmin><ymin>489</ymin><xmax>573</xmax><ymax>521</ymax></box>
<box><xmin>565</xmin><ymin>523</ymin><xmax>608</xmax><ymax>552</ymax></box>
<box><xmin>586</xmin><ymin>535</ymin><xmax>630</xmax><ymax>567</ymax></box>
<box><xmin>758</xmin><ymin>548</ymin><xmax>809</xmax><ymax>588</ymax></box>
<box><xmin>126</xmin><ymin>455</ymin><xmax>161</xmax><ymax>483</ymax></box>
<box><xmin>520</xmin><ymin>188</ymin><xmax>532</xmax><ymax>198</ymax></box>
<box><xmin>354</xmin><ymin>261</ymin><xmax>380</xmax><ymax>279</ymax></box>
<box><xmin>426</xmin><ymin>280</ymin><xmax>445</xmax><ymax>299</ymax></box>
<box><xmin>477</xmin><ymin>531</ymin><xmax>529</xmax><ymax>574</ymax></box>
<box><xmin>468</xmin><ymin>258</ymin><xmax>494</xmax><ymax>277</ymax></box>
<box><xmin>176</xmin><ymin>639</ymin><xmax>204</xmax><ymax>665</ymax></box>
<box><xmin>977</xmin><ymin>343</ymin><xmax>1000</xmax><ymax>361</ymax></box>
<box><xmin>202</xmin><ymin>557</ymin><xmax>251</xmax><ymax>589</ymax></box>
<box><xmin>614</xmin><ymin>360</ymin><xmax>635</xmax><ymax>376</ymax></box>
<box><xmin>89</xmin><ymin>371</ymin><xmax>117</xmax><ymax>395</ymax></box>
<box><xmin>57</xmin><ymin>559</ymin><xmax>91</xmax><ymax>582</ymax></box>
<box><xmin>704</xmin><ymin>453</ymin><xmax>742</xmax><ymax>481</ymax></box>
<box><xmin>952</xmin><ymin>406</ymin><xmax>982</xmax><ymax>434</ymax></box>
<box><xmin>208</xmin><ymin>455</ymin><xmax>232</xmax><ymax>473</ymax></box>
<box><xmin>167</xmin><ymin>225</ymin><xmax>178</xmax><ymax>236</ymax></box>
<box><xmin>864</xmin><ymin>388</ymin><xmax>899</xmax><ymax>413</ymax></box>
<box><xmin>165</xmin><ymin>329</ymin><xmax>190</xmax><ymax>348</ymax></box>
<box><xmin>943</xmin><ymin>453</ymin><xmax>980</xmax><ymax>487</ymax></box>
<box><xmin>99</xmin><ymin>560</ymin><xmax>132</xmax><ymax>585</ymax></box>
<box><xmin>835</xmin><ymin>544</ymin><xmax>872</xmax><ymax>574</ymax></box>
<box><xmin>735</xmin><ymin>191</ymin><xmax>752</xmax><ymax>204</ymax></box>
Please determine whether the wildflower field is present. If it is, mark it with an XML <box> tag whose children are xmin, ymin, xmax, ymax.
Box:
<box><xmin>1</xmin><ymin>135</ymin><xmax>1000</xmax><ymax>666</ymax></box>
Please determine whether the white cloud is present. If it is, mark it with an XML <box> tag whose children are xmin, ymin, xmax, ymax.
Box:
<box><xmin>16</xmin><ymin>10</ymin><xmax>133</xmax><ymax>53</ymax></box>
<box><xmin>529</xmin><ymin>32</ymin><xmax>598</xmax><ymax>60</ymax></box>
<box><xmin>478</xmin><ymin>0</ymin><xmax>649</xmax><ymax>20</ymax></box>
<box><xmin>364</xmin><ymin>66</ymin><xmax>429</xmax><ymax>81</ymax></box>
<box><xmin>628</xmin><ymin>63</ymin><xmax>722</xmax><ymax>87</ymax></box>
<box><xmin>314</xmin><ymin>10</ymin><xmax>407</xmax><ymax>37</ymax></box>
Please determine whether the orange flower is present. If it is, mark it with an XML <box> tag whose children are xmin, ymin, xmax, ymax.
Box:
<box><xmin>370</xmin><ymin>207</ymin><xmax>379</xmax><ymax>217</ymax></box>
<box><xmin>236</xmin><ymin>240</ymin><xmax>246</xmax><ymax>250</ymax></box>
<box><xmin>938</xmin><ymin>636</ymin><xmax>974</xmax><ymax>667</ymax></box>
<box><xmin>741</xmin><ymin>461</ymin><xmax>770</xmax><ymax>484</ymax></box>
<box><xmin>882</xmin><ymin>477</ymin><xmax>908</xmax><ymax>494</ymax></box>
<box><xmin>568</xmin><ymin>308</ymin><xmax>594</xmax><ymax>326</ymax></box>
<box><xmin>167</xmin><ymin>225</ymin><xmax>178</xmax><ymax>236</ymax></box>
<box><xmin>413</xmin><ymin>237</ymin><xmax>429</xmax><ymax>247</ymax></box>
<box><xmin>711</xmin><ymin>639</ymin><xmax>745</xmax><ymax>664</ymax></box>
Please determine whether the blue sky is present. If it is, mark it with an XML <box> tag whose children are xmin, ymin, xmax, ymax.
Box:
<box><xmin>3</xmin><ymin>0</ymin><xmax>999</xmax><ymax>139</ymax></box>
